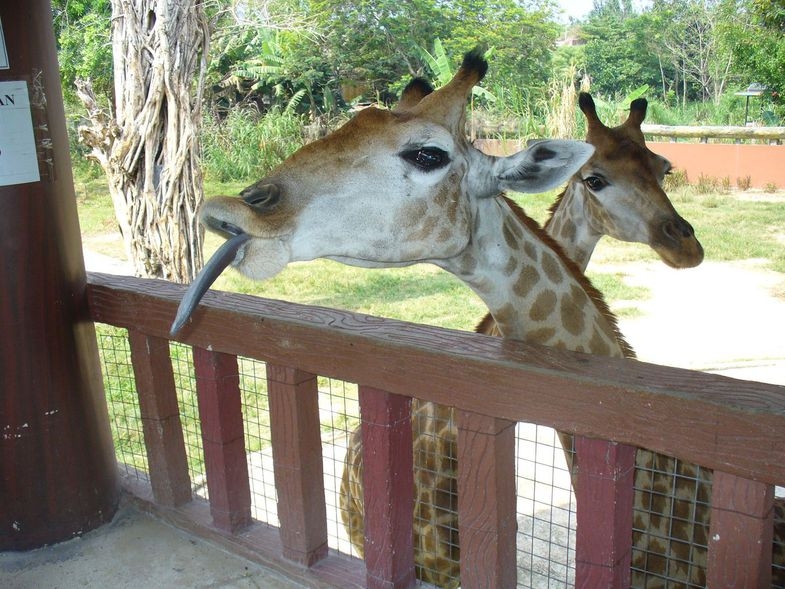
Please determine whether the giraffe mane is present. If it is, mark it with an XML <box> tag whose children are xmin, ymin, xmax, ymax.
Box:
<box><xmin>544</xmin><ymin>187</ymin><xmax>569</xmax><ymax>231</ymax></box>
<box><xmin>475</xmin><ymin>196</ymin><xmax>636</xmax><ymax>360</ymax></box>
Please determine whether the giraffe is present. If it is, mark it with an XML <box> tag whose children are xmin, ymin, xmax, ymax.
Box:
<box><xmin>326</xmin><ymin>79</ymin><xmax>708</xmax><ymax>586</ymax></box>
<box><xmin>476</xmin><ymin>89</ymin><xmax>704</xmax><ymax>334</ymax></box>
<box><xmin>173</xmin><ymin>50</ymin><xmax>779</xmax><ymax>587</ymax></box>
<box><xmin>341</xmin><ymin>85</ymin><xmax>710</xmax><ymax>586</ymax></box>
<box><xmin>539</xmin><ymin>91</ymin><xmax>702</xmax><ymax>273</ymax></box>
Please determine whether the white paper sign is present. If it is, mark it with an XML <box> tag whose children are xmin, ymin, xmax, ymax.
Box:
<box><xmin>0</xmin><ymin>81</ymin><xmax>41</xmax><ymax>186</ymax></box>
<box><xmin>0</xmin><ymin>17</ymin><xmax>8</xmax><ymax>69</ymax></box>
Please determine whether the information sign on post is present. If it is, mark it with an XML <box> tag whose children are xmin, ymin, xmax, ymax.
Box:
<box><xmin>0</xmin><ymin>81</ymin><xmax>41</xmax><ymax>186</ymax></box>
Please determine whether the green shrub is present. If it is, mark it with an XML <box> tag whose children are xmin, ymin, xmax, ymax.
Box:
<box><xmin>695</xmin><ymin>174</ymin><xmax>719</xmax><ymax>194</ymax></box>
<box><xmin>664</xmin><ymin>168</ymin><xmax>689</xmax><ymax>191</ymax></box>
<box><xmin>200</xmin><ymin>106</ymin><xmax>306</xmax><ymax>182</ymax></box>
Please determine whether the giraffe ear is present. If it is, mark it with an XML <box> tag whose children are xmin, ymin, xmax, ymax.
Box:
<box><xmin>494</xmin><ymin>140</ymin><xmax>594</xmax><ymax>194</ymax></box>
<box><xmin>625</xmin><ymin>97</ymin><xmax>648</xmax><ymax>128</ymax></box>
<box><xmin>395</xmin><ymin>78</ymin><xmax>434</xmax><ymax>112</ymax></box>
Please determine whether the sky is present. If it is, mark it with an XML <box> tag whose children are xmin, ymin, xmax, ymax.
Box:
<box><xmin>556</xmin><ymin>0</ymin><xmax>594</xmax><ymax>23</ymax></box>
<box><xmin>555</xmin><ymin>0</ymin><xmax>653</xmax><ymax>23</ymax></box>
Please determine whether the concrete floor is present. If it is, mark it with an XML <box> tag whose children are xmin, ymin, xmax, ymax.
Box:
<box><xmin>0</xmin><ymin>504</ymin><xmax>308</xmax><ymax>589</ymax></box>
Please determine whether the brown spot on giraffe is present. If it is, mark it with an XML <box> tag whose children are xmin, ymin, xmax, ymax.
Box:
<box><xmin>560</xmin><ymin>290</ymin><xmax>586</xmax><ymax>336</ymax></box>
<box><xmin>529</xmin><ymin>289</ymin><xmax>557</xmax><ymax>322</ymax></box>
<box><xmin>513</xmin><ymin>265</ymin><xmax>540</xmax><ymax>299</ymax></box>
<box><xmin>541</xmin><ymin>250</ymin><xmax>564</xmax><ymax>285</ymax></box>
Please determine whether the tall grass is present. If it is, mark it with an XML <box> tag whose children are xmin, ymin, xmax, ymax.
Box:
<box><xmin>542</xmin><ymin>64</ymin><xmax>591</xmax><ymax>139</ymax></box>
<box><xmin>200</xmin><ymin>106</ymin><xmax>306</xmax><ymax>182</ymax></box>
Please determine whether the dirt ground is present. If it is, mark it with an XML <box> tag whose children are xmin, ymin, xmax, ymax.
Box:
<box><xmin>613</xmin><ymin>258</ymin><xmax>785</xmax><ymax>386</ymax></box>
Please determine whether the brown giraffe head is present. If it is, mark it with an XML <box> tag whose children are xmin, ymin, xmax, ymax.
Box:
<box><xmin>171</xmin><ymin>49</ymin><xmax>594</xmax><ymax>333</ymax></box>
<box><xmin>567</xmin><ymin>92</ymin><xmax>704</xmax><ymax>269</ymax></box>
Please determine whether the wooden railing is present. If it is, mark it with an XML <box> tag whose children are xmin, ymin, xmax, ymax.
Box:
<box><xmin>641</xmin><ymin>123</ymin><xmax>785</xmax><ymax>144</ymax></box>
<box><xmin>85</xmin><ymin>272</ymin><xmax>785</xmax><ymax>588</ymax></box>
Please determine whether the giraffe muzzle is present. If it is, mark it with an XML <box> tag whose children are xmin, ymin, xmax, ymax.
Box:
<box><xmin>656</xmin><ymin>216</ymin><xmax>704</xmax><ymax>268</ymax></box>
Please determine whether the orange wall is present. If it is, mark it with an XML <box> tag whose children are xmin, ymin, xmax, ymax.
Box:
<box><xmin>648</xmin><ymin>142</ymin><xmax>785</xmax><ymax>190</ymax></box>
<box><xmin>477</xmin><ymin>139</ymin><xmax>784</xmax><ymax>190</ymax></box>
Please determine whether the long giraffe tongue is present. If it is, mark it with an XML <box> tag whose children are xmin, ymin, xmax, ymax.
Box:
<box><xmin>169</xmin><ymin>232</ymin><xmax>251</xmax><ymax>336</ymax></box>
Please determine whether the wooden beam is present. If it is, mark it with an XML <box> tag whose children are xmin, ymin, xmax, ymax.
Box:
<box><xmin>128</xmin><ymin>329</ymin><xmax>191</xmax><ymax>506</ymax></box>
<box><xmin>193</xmin><ymin>347</ymin><xmax>252</xmax><ymax>532</ymax></box>
<box><xmin>359</xmin><ymin>386</ymin><xmax>416</xmax><ymax>589</ymax></box>
<box><xmin>642</xmin><ymin>123</ymin><xmax>785</xmax><ymax>141</ymax></box>
<box><xmin>267</xmin><ymin>364</ymin><xmax>328</xmax><ymax>566</ymax></box>
<box><xmin>86</xmin><ymin>273</ymin><xmax>785</xmax><ymax>487</ymax></box>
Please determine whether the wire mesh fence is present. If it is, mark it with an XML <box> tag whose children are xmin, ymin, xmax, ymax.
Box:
<box><xmin>96</xmin><ymin>325</ymin><xmax>785</xmax><ymax>587</ymax></box>
<box><xmin>169</xmin><ymin>341</ymin><xmax>208</xmax><ymax>500</ymax></box>
<box><xmin>96</xmin><ymin>325</ymin><xmax>148</xmax><ymax>482</ymax></box>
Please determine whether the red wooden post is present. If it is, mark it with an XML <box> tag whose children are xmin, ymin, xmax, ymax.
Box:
<box><xmin>456</xmin><ymin>411</ymin><xmax>517</xmax><ymax>588</ymax></box>
<box><xmin>574</xmin><ymin>436</ymin><xmax>635</xmax><ymax>588</ymax></box>
<box><xmin>707</xmin><ymin>471</ymin><xmax>773</xmax><ymax>587</ymax></box>
<box><xmin>128</xmin><ymin>330</ymin><xmax>191</xmax><ymax>506</ymax></box>
<box><xmin>0</xmin><ymin>1</ymin><xmax>119</xmax><ymax>549</ymax></box>
<box><xmin>267</xmin><ymin>364</ymin><xmax>328</xmax><ymax>566</ymax></box>
<box><xmin>193</xmin><ymin>347</ymin><xmax>252</xmax><ymax>532</ymax></box>
<box><xmin>359</xmin><ymin>385</ymin><xmax>416</xmax><ymax>589</ymax></box>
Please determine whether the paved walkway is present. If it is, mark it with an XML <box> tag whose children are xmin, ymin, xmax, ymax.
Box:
<box><xmin>0</xmin><ymin>503</ymin><xmax>307</xmax><ymax>589</ymax></box>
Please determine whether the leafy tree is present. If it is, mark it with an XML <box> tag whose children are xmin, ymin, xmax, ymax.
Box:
<box><xmin>581</xmin><ymin>9</ymin><xmax>664</xmax><ymax>98</ymax></box>
<box><xmin>443</xmin><ymin>0</ymin><xmax>561</xmax><ymax>94</ymax></box>
<box><xmin>308</xmin><ymin>0</ymin><xmax>451</xmax><ymax>100</ymax></box>
<box><xmin>51</xmin><ymin>0</ymin><xmax>113</xmax><ymax>103</ymax></box>
<box><xmin>205</xmin><ymin>2</ymin><xmax>331</xmax><ymax>115</ymax></box>
<box><xmin>649</xmin><ymin>0</ymin><xmax>733</xmax><ymax>105</ymax></box>
<box><xmin>718</xmin><ymin>0</ymin><xmax>785</xmax><ymax>112</ymax></box>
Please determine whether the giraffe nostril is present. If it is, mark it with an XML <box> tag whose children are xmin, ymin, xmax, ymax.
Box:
<box><xmin>241</xmin><ymin>183</ymin><xmax>281</xmax><ymax>209</ymax></box>
<box><xmin>662</xmin><ymin>218</ymin><xmax>695</xmax><ymax>242</ymax></box>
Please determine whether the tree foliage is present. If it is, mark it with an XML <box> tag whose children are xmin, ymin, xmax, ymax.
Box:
<box><xmin>719</xmin><ymin>0</ymin><xmax>785</xmax><ymax>103</ymax></box>
<box><xmin>52</xmin><ymin>0</ymin><xmax>113</xmax><ymax>103</ymax></box>
<box><xmin>581</xmin><ymin>9</ymin><xmax>664</xmax><ymax>99</ymax></box>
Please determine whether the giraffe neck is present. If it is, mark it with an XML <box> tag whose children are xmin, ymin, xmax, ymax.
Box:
<box><xmin>544</xmin><ymin>181</ymin><xmax>602</xmax><ymax>273</ymax></box>
<box><xmin>436</xmin><ymin>196</ymin><xmax>626</xmax><ymax>358</ymax></box>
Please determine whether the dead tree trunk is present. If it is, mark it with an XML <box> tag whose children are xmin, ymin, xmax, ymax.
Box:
<box><xmin>77</xmin><ymin>0</ymin><xmax>208</xmax><ymax>282</ymax></box>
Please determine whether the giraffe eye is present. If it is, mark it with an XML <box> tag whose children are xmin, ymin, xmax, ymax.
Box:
<box><xmin>400</xmin><ymin>147</ymin><xmax>450</xmax><ymax>172</ymax></box>
<box><xmin>584</xmin><ymin>175</ymin><xmax>607</xmax><ymax>191</ymax></box>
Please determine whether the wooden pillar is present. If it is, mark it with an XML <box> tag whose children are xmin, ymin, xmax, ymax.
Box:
<box><xmin>456</xmin><ymin>411</ymin><xmax>517</xmax><ymax>588</ymax></box>
<box><xmin>128</xmin><ymin>330</ymin><xmax>192</xmax><ymax>507</ymax></box>
<box><xmin>192</xmin><ymin>347</ymin><xmax>252</xmax><ymax>532</ymax></box>
<box><xmin>0</xmin><ymin>1</ymin><xmax>119</xmax><ymax>549</ymax></box>
<box><xmin>267</xmin><ymin>364</ymin><xmax>328</xmax><ymax>566</ymax></box>
<box><xmin>574</xmin><ymin>436</ymin><xmax>635</xmax><ymax>588</ymax></box>
<box><xmin>359</xmin><ymin>385</ymin><xmax>416</xmax><ymax>589</ymax></box>
<box><xmin>707</xmin><ymin>471</ymin><xmax>773</xmax><ymax>587</ymax></box>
